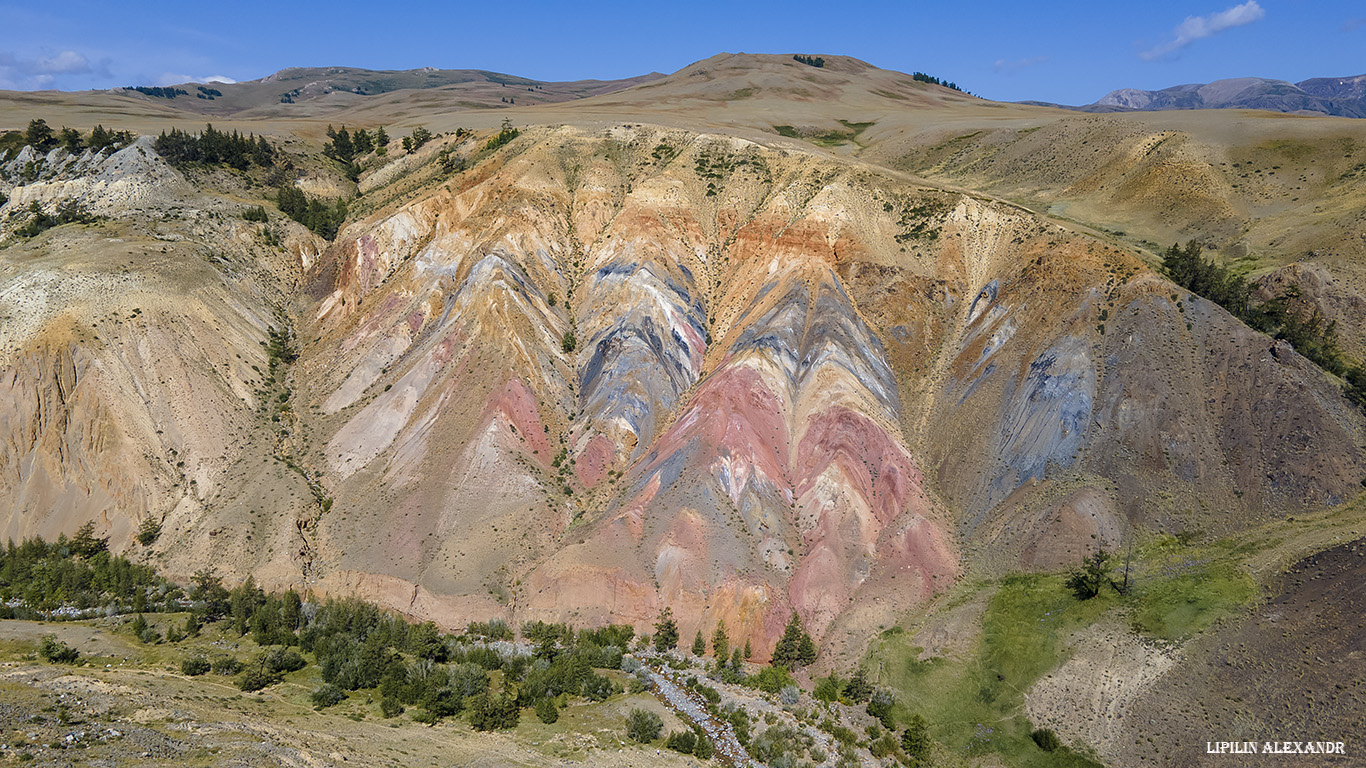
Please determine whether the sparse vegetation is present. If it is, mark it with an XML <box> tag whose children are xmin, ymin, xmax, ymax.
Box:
<box><xmin>402</xmin><ymin>126</ymin><xmax>433</xmax><ymax>153</ymax></box>
<box><xmin>482</xmin><ymin>119</ymin><xmax>520</xmax><ymax>152</ymax></box>
<box><xmin>793</xmin><ymin>54</ymin><xmax>826</xmax><ymax>68</ymax></box>
<box><xmin>1162</xmin><ymin>240</ymin><xmax>1366</xmax><ymax>410</ymax></box>
<box><xmin>15</xmin><ymin>198</ymin><xmax>98</xmax><ymax>237</ymax></box>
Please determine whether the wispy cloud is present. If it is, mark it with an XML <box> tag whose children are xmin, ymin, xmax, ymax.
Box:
<box><xmin>993</xmin><ymin>56</ymin><xmax>1050</xmax><ymax>74</ymax></box>
<box><xmin>1140</xmin><ymin>1</ymin><xmax>1266</xmax><ymax>61</ymax></box>
<box><xmin>1344</xmin><ymin>17</ymin><xmax>1366</xmax><ymax>32</ymax></box>
<box><xmin>0</xmin><ymin>48</ymin><xmax>110</xmax><ymax>89</ymax></box>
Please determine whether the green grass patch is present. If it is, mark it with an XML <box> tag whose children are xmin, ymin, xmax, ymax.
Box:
<box><xmin>1128</xmin><ymin>537</ymin><xmax>1258</xmax><ymax>640</ymax></box>
<box><xmin>869</xmin><ymin>574</ymin><xmax>1108</xmax><ymax>767</ymax></box>
<box><xmin>769</xmin><ymin>120</ymin><xmax>874</xmax><ymax>148</ymax></box>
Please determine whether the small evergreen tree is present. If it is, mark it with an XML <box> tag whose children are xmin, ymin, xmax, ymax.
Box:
<box><xmin>691</xmin><ymin>630</ymin><xmax>706</xmax><ymax>656</ymax></box>
<box><xmin>868</xmin><ymin>689</ymin><xmax>896</xmax><ymax>730</ymax></box>
<box><xmin>771</xmin><ymin>612</ymin><xmax>816</xmax><ymax>669</ymax></box>
<box><xmin>70</xmin><ymin>522</ymin><xmax>108</xmax><ymax>558</ymax></box>
<box><xmin>535</xmin><ymin>696</ymin><xmax>559</xmax><ymax>724</ymax></box>
<box><xmin>711</xmin><ymin>621</ymin><xmax>729</xmax><ymax>660</ymax></box>
<box><xmin>842</xmin><ymin>668</ymin><xmax>874</xmax><ymax>703</ymax></box>
<box><xmin>1067</xmin><ymin>549</ymin><xmax>1113</xmax><ymax>600</ymax></box>
<box><xmin>136</xmin><ymin>517</ymin><xmax>161</xmax><ymax>546</ymax></box>
<box><xmin>58</xmin><ymin>127</ymin><xmax>83</xmax><ymax>153</ymax></box>
<box><xmin>26</xmin><ymin>119</ymin><xmax>55</xmax><ymax>150</ymax></box>
<box><xmin>902</xmin><ymin>713</ymin><xmax>931</xmax><ymax>763</ymax></box>
<box><xmin>653</xmin><ymin>607</ymin><xmax>678</xmax><ymax>652</ymax></box>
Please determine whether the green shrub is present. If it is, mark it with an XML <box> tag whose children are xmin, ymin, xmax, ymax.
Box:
<box><xmin>1032</xmin><ymin>727</ymin><xmax>1062</xmax><ymax>752</ymax></box>
<box><xmin>747</xmin><ymin>665</ymin><xmax>794</xmax><ymax>694</ymax></box>
<box><xmin>693</xmin><ymin>733</ymin><xmax>714</xmax><ymax>759</ymax></box>
<box><xmin>239</xmin><ymin>667</ymin><xmax>281</xmax><ymax>692</ymax></box>
<box><xmin>212</xmin><ymin>656</ymin><xmax>242</xmax><ymax>675</ymax></box>
<box><xmin>311</xmin><ymin>683</ymin><xmax>347</xmax><ymax>709</ymax></box>
<box><xmin>466</xmin><ymin>690</ymin><xmax>519</xmax><ymax>731</ymax></box>
<box><xmin>262</xmin><ymin>648</ymin><xmax>306</xmax><ymax>674</ymax></box>
<box><xmin>534</xmin><ymin>697</ymin><xmax>559</xmax><ymax>724</ymax></box>
<box><xmin>180</xmin><ymin>656</ymin><xmax>211</xmax><ymax>676</ymax></box>
<box><xmin>814</xmin><ymin>675</ymin><xmax>843</xmax><ymax>702</ymax></box>
<box><xmin>38</xmin><ymin>635</ymin><xmax>79</xmax><ymax>664</ymax></box>
<box><xmin>626</xmin><ymin>708</ymin><xmax>663</xmax><ymax>743</ymax></box>
<box><xmin>867</xmin><ymin>689</ymin><xmax>896</xmax><ymax>729</ymax></box>
<box><xmin>136</xmin><ymin>518</ymin><xmax>161</xmax><ymax>546</ymax></box>
<box><xmin>581</xmin><ymin>671</ymin><xmax>612</xmax><ymax>701</ymax></box>
<box><xmin>665</xmin><ymin>730</ymin><xmax>696</xmax><ymax>754</ymax></box>
<box><xmin>381</xmin><ymin>697</ymin><xmax>405</xmax><ymax>718</ymax></box>
<box><xmin>482</xmin><ymin>119</ymin><xmax>519</xmax><ymax>152</ymax></box>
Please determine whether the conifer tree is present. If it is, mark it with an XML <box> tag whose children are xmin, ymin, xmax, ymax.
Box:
<box><xmin>653</xmin><ymin>607</ymin><xmax>678</xmax><ymax>652</ymax></box>
<box><xmin>711</xmin><ymin>620</ymin><xmax>729</xmax><ymax>660</ymax></box>
<box><xmin>771</xmin><ymin>611</ymin><xmax>817</xmax><ymax>670</ymax></box>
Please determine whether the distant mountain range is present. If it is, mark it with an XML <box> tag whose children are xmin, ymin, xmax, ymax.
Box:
<box><xmin>1025</xmin><ymin>74</ymin><xmax>1366</xmax><ymax>118</ymax></box>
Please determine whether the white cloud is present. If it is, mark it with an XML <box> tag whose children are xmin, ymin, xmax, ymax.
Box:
<box><xmin>1141</xmin><ymin>1</ymin><xmax>1266</xmax><ymax>60</ymax></box>
<box><xmin>993</xmin><ymin>56</ymin><xmax>1050</xmax><ymax>74</ymax></box>
<box><xmin>203</xmin><ymin>75</ymin><xmax>236</xmax><ymax>84</ymax></box>
<box><xmin>34</xmin><ymin>50</ymin><xmax>91</xmax><ymax>74</ymax></box>
<box><xmin>0</xmin><ymin>48</ymin><xmax>109</xmax><ymax>89</ymax></box>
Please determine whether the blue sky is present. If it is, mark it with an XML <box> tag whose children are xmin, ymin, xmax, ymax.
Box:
<box><xmin>0</xmin><ymin>0</ymin><xmax>1361</xmax><ymax>104</ymax></box>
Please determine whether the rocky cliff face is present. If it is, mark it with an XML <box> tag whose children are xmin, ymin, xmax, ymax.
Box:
<box><xmin>2</xmin><ymin>70</ymin><xmax>1364</xmax><ymax>659</ymax></box>
<box><xmin>272</xmin><ymin>125</ymin><xmax>1363</xmax><ymax>653</ymax></box>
